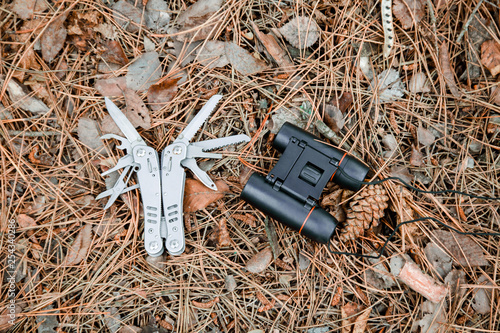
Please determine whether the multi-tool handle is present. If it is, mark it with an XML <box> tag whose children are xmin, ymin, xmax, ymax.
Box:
<box><xmin>131</xmin><ymin>145</ymin><xmax>164</xmax><ymax>257</ymax></box>
<box><xmin>161</xmin><ymin>142</ymin><xmax>188</xmax><ymax>256</ymax></box>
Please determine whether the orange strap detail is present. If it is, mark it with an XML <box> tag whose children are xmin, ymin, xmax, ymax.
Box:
<box><xmin>299</xmin><ymin>206</ymin><xmax>315</xmax><ymax>234</ymax></box>
<box><xmin>330</xmin><ymin>152</ymin><xmax>347</xmax><ymax>181</ymax></box>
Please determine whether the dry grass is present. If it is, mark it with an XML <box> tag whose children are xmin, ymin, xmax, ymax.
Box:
<box><xmin>1</xmin><ymin>0</ymin><xmax>500</xmax><ymax>332</ymax></box>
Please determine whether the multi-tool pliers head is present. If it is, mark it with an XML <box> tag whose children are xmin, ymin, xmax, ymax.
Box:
<box><xmin>97</xmin><ymin>95</ymin><xmax>250</xmax><ymax>257</ymax></box>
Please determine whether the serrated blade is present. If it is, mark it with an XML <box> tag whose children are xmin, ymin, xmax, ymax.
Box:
<box><xmin>104</xmin><ymin>97</ymin><xmax>144</xmax><ymax>145</ymax></box>
<box><xmin>190</xmin><ymin>134</ymin><xmax>250</xmax><ymax>152</ymax></box>
<box><xmin>176</xmin><ymin>95</ymin><xmax>222</xmax><ymax>144</ymax></box>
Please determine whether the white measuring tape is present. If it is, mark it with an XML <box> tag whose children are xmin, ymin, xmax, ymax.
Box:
<box><xmin>381</xmin><ymin>0</ymin><xmax>394</xmax><ymax>58</ymax></box>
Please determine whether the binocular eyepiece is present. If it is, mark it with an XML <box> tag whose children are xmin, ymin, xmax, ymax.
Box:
<box><xmin>240</xmin><ymin>122</ymin><xmax>370</xmax><ymax>244</ymax></box>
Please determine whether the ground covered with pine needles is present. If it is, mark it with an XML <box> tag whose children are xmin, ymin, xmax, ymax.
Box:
<box><xmin>1</xmin><ymin>0</ymin><xmax>500</xmax><ymax>332</ymax></box>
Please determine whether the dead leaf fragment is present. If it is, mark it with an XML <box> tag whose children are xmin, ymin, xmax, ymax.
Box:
<box><xmin>245</xmin><ymin>247</ymin><xmax>273</xmax><ymax>273</ymax></box>
<box><xmin>278</xmin><ymin>16</ymin><xmax>320</xmax><ymax>49</ymax></box>
<box><xmin>183</xmin><ymin>179</ymin><xmax>229</xmax><ymax>213</ymax></box>
<box><xmin>41</xmin><ymin>12</ymin><xmax>68</xmax><ymax>63</ymax></box>
<box><xmin>12</xmin><ymin>0</ymin><xmax>49</xmax><ymax>19</ymax></box>
<box><xmin>472</xmin><ymin>275</ymin><xmax>493</xmax><ymax>314</ymax></box>
<box><xmin>126</xmin><ymin>52</ymin><xmax>162</xmax><ymax>91</ymax></box>
<box><xmin>18</xmin><ymin>214</ymin><xmax>36</xmax><ymax>229</ymax></box>
<box><xmin>323</xmin><ymin>104</ymin><xmax>345</xmax><ymax>132</ymax></box>
<box><xmin>432</xmin><ymin>230</ymin><xmax>489</xmax><ymax>267</ymax></box>
<box><xmin>370</xmin><ymin>69</ymin><xmax>405</xmax><ymax>103</ymax></box>
<box><xmin>95</xmin><ymin>77</ymin><xmax>128</xmax><ymax>96</ymax></box>
<box><xmin>252</xmin><ymin>22</ymin><xmax>293</xmax><ymax>69</ymax></box>
<box><xmin>352</xmin><ymin>308</ymin><xmax>371</xmax><ymax>333</ymax></box>
<box><xmin>481</xmin><ymin>40</ymin><xmax>500</xmax><ymax>77</ymax></box>
<box><xmin>439</xmin><ymin>42</ymin><xmax>461</xmax><ymax>98</ymax></box>
<box><xmin>393</xmin><ymin>0</ymin><xmax>425</xmax><ymax>30</ymax></box>
<box><xmin>409</xmin><ymin>72</ymin><xmax>431</xmax><ymax>93</ymax></box>
<box><xmin>417</xmin><ymin>125</ymin><xmax>435</xmax><ymax>146</ymax></box>
<box><xmin>176</xmin><ymin>0</ymin><xmax>223</xmax><ymax>42</ymax></box>
<box><xmin>62</xmin><ymin>224</ymin><xmax>93</xmax><ymax>266</ymax></box>
<box><xmin>424</xmin><ymin>242</ymin><xmax>452</xmax><ymax>278</ymax></box>
<box><xmin>416</xmin><ymin>300</ymin><xmax>447</xmax><ymax>333</ymax></box>
<box><xmin>216</xmin><ymin>218</ymin><xmax>231</xmax><ymax>248</ymax></box>
<box><xmin>100</xmin><ymin>40</ymin><xmax>128</xmax><ymax>66</ymax></box>
<box><xmin>78</xmin><ymin>117</ymin><xmax>107</xmax><ymax>155</ymax></box>
<box><xmin>196</xmin><ymin>40</ymin><xmax>229</xmax><ymax>69</ymax></box>
<box><xmin>256</xmin><ymin>292</ymin><xmax>275</xmax><ymax>312</ymax></box>
<box><xmin>331</xmin><ymin>287</ymin><xmax>342</xmax><ymax>306</ymax></box>
<box><xmin>192</xmin><ymin>297</ymin><xmax>219</xmax><ymax>308</ymax></box>
<box><xmin>112</xmin><ymin>1</ymin><xmax>143</xmax><ymax>33</ymax></box>
<box><xmin>232</xmin><ymin>213</ymin><xmax>256</xmax><ymax>228</ymax></box>
<box><xmin>409</xmin><ymin>145</ymin><xmax>424</xmax><ymax>167</ymax></box>
<box><xmin>145</xmin><ymin>0</ymin><xmax>170</xmax><ymax>32</ymax></box>
<box><xmin>123</xmin><ymin>89</ymin><xmax>151</xmax><ymax>130</ymax></box>
<box><xmin>2</xmin><ymin>76</ymin><xmax>50</xmax><ymax>114</ymax></box>
<box><xmin>224</xmin><ymin>42</ymin><xmax>269</xmax><ymax>75</ymax></box>
<box><xmin>147</xmin><ymin>78</ymin><xmax>179</xmax><ymax>111</ymax></box>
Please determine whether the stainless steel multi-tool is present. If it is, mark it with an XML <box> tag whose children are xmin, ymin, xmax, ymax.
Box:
<box><xmin>96</xmin><ymin>95</ymin><xmax>250</xmax><ymax>257</ymax></box>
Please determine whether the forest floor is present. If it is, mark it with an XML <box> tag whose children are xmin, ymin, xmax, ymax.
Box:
<box><xmin>1</xmin><ymin>0</ymin><xmax>500</xmax><ymax>332</ymax></box>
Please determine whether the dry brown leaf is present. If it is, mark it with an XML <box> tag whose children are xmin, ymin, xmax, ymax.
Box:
<box><xmin>245</xmin><ymin>247</ymin><xmax>273</xmax><ymax>273</ymax></box>
<box><xmin>12</xmin><ymin>0</ymin><xmax>48</xmax><ymax>20</ymax></box>
<box><xmin>196</xmin><ymin>40</ymin><xmax>229</xmax><ymax>69</ymax></box>
<box><xmin>2</xmin><ymin>76</ymin><xmax>50</xmax><ymax>114</ymax></box>
<box><xmin>41</xmin><ymin>12</ymin><xmax>68</xmax><ymax>63</ymax></box>
<box><xmin>126</xmin><ymin>51</ymin><xmax>162</xmax><ymax>91</ymax></box>
<box><xmin>176</xmin><ymin>0</ymin><xmax>223</xmax><ymax>42</ymax></box>
<box><xmin>390</xmin><ymin>165</ymin><xmax>413</xmax><ymax>184</ymax></box>
<box><xmin>274</xmin><ymin>258</ymin><xmax>293</xmax><ymax>270</ymax></box>
<box><xmin>183</xmin><ymin>179</ymin><xmax>229</xmax><ymax>213</ymax></box>
<box><xmin>62</xmin><ymin>224</ymin><xmax>93</xmax><ymax>266</ymax></box>
<box><xmin>239</xmin><ymin>165</ymin><xmax>253</xmax><ymax>185</ymax></box>
<box><xmin>352</xmin><ymin>308</ymin><xmax>371</xmax><ymax>333</ymax></box>
<box><xmin>12</xmin><ymin>48</ymin><xmax>40</xmax><ymax>83</ymax></box>
<box><xmin>278</xmin><ymin>16</ymin><xmax>320</xmax><ymax>49</ymax></box>
<box><xmin>232</xmin><ymin>213</ymin><xmax>257</xmax><ymax>228</ymax></box>
<box><xmin>252</xmin><ymin>22</ymin><xmax>293</xmax><ymax>69</ymax></box>
<box><xmin>100</xmin><ymin>40</ymin><xmax>128</xmax><ymax>66</ymax></box>
<box><xmin>18</xmin><ymin>214</ymin><xmax>36</xmax><ymax>229</ymax></box>
<box><xmin>481</xmin><ymin>40</ymin><xmax>500</xmax><ymax>77</ymax></box>
<box><xmin>409</xmin><ymin>72</ymin><xmax>431</xmax><ymax>93</ymax></box>
<box><xmin>490</xmin><ymin>86</ymin><xmax>500</xmax><ymax>106</ymax></box>
<box><xmin>439</xmin><ymin>42</ymin><xmax>461</xmax><ymax>98</ymax></box>
<box><xmin>341</xmin><ymin>302</ymin><xmax>365</xmax><ymax>333</ymax></box>
<box><xmin>256</xmin><ymin>292</ymin><xmax>276</xmax><ymax>312</ymax></box>
<box><xmin>95</xmin><ymin>77</ymin><xmax>128</xmax><ymax>96</ymax></box>
<box><xmin>417</xmin><ymin>125</ymin><xmax>435</xmax><ymax>146</ymax></box>
<box><xmin>147</xmin><ymin>78</ymin><xmax>179</xmax><ymax>111</ymax></box>
<box><xmin>216</xmin><ymin>218</ymin><xmax>231</xmax><ymax>248</ymax></box>
<box><xmin>192</xmin><ymin>296</ymin><xmax>219</xmax><ymax>308</ymax></box>
<box><xmin>323</xmin><ymin>104</ymin><xmax>345</xmax><ymax>132</ymax></box>
<box><xmin>78</xmin><ymin>117</ymin><xmax>107</xmax><ymax>155</ymax></box>
<box><xmin>393</xmin><ymin>0</ymin><xmax>425</xmax><ymax>30</ymax></box>
<box><xmin>355</xmin><ymin>285</ymin><xmax>370</xmax><ymax>305</ymax></box>
<box><xmin>331</xmin><ymin>287</ymin><xmax>342</xmax><ymax>306</ymax></box>
<box><xmin>112</xmin><ymin>1</ymin><xmax>143</xmax><ymax>33</ymax></box>
<box><xmin>224</xmin><ymin>42</ymin><xmax>269</xmax><ymax>76</ymax></box>
<box><xmin>337</xmin><ymin>92</ymin><xmax>353</xmax><ymax>113</ymax></box>
<box><xmin>432</xmin><ymin>230</ymin><xmax>489</xmax><ymax>267</ymax></box>
<box><xmin>410</xmin><ymin>145</ymin><xmax>424</xmax><ymax>166</ymax></box>
<box><xmin>123</xmin><ymin>89</ymin><xmax>151</xmax><ymax>130</ymax></box>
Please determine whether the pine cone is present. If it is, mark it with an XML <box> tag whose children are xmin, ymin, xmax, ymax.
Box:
<box><xmin>339</xmin><ymin>184</ymin><xmax>390</xmax><ymax>242</ymax></box>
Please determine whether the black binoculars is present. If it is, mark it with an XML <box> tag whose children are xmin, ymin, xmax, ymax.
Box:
<box><xmin>240</xmin><ymin>122</ymin><xmax>370</xmax><ymax>244</ymax></box>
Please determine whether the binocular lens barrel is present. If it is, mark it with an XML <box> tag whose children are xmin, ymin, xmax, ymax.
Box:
<box><xmin>241</xmin><ymin>174</ymin><xmax>337</xmax><ymax>244</ymax></box>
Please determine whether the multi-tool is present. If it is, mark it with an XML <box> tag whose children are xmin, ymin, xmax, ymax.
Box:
<box><xmin>96</xmin><ymin>95</ymin><xmax>250</xmax><ymax>257</ymax></box>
